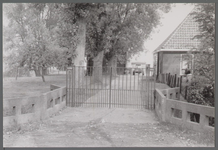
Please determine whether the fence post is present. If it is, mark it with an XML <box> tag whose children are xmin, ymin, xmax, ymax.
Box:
<box><xmin>166</xmin><ymin>73</ymin><xmax>168</xmax><ymax>84</ymax></box>
<box><xmin>171</xmin><ymin>75</ymin><xmax>174</xmax><ymax>88</ymax></box>
<box><xmin>109</xmin><ymin>67</ymin><xmax>112</xmax><ymax>108</ymax></box>
<box><xmin>170</xmin><ymin>75</ymin><xmax>173</xmax><ymax>88</ymax></box>
<box><xmin>168</xmin><ymin>73</ymin><xmax>170</xmax><ymax>86</ymax></box>
<box><xmin>66</xmin><ymin>67</ymin><xmax>72</xmax><ymax>107</ymax></box>
<box><xmin>180</xmin><ymin>76</ymin><xmax>182</xmax><ymax>93</ymax></box>
<box><xmin>66</xmin><ymin>68</ymin><xmax>68</xmax><ymax>106</ymax></box>
<box><xmin>71</xmin><ymin>65</ymin><xmax>75</xmax><ymax>107</ymax></box>
<box><xmin>185</xmin><ymin>86</ymin><xmax>188</xmax><ymax>100</ymax></box>
<box><xmin>174</xmin><ymin>74</ymin><xmax>177</xmax><ymax>87</ymax></box>
<box><xmin>177</xmin><ymin>77</ymin><xmax>179</xmax><ymax>87</ymax></box>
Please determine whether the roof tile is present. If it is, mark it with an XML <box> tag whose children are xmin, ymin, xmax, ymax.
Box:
<box><xmin>154</xmin><ymin>11</ymin><xmax>201</xmax><ymax>53</ymax></box>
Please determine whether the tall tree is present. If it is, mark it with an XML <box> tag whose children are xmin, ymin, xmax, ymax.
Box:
<box><xmin>4</xmin><ymin>4</ymin><xmax>52</xmax><ymax>81</ymax></box>
<box><xmin>85</xmin><ymin>3</ymin><xmax>171</xmax><ymax>80</ymax></box>
<box><xmin>3</xmin><ymin>3</ymin><xmax>79</xmax><ymax>81</ymax></box>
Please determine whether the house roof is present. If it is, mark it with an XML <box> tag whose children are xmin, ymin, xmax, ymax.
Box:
<box><xmin>153</xmin><ymin>9</ymin><xmax>201</xmax><ymax>54</ymax></box>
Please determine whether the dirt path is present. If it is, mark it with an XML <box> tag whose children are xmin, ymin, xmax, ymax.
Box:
<box><xmin>3</xmin><ymin>107</ymin><xmax>214</xmax><ymax>147</ymax></box>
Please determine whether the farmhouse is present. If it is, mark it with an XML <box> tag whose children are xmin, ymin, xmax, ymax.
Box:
<box><xmin>153</xmin><ymin>11</ymin><xmax>201</xmax><ymax>78</ymax></box>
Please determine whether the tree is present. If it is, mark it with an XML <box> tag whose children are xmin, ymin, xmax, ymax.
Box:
<box><xmin>3</xmin><ymin>3</ymin><xmax>171</xmax><ymax>83</ymax></box>
<box><xmin>4</xmin><ymin>4</ymin><xmax>50</xmax><ymax>81</ymax></box>
<box><xmin>187</xmin><ymin>3</ymin><xmax>215</xmax><ymax>107</ymax></box>
<box><xmin>191</xmin><ymin>3</ymin><xmax>215</xmax><ymax>85</ymax></box>
<box><xmin>3</xmin><ymin>3</ymin><xmax>79</xmax><ymax>82</ymax></box>
<box><xmin>85</xmin><ymin>3</ymin><xmax>171</xmax><ymax>81</ymax></box>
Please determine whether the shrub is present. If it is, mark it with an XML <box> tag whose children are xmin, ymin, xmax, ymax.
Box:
<box><xmin>187</xmin><ymin>84</ymin><xmax>214</xmax><ymax>107</ymax></box>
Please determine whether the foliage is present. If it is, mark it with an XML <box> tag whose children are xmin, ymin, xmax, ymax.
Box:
<box><xmin>187</xmin><ymin>83</ymin><xmax>214</xmax><ymax>107</ymax></box>
<box><xmin>190</xmin><ymin>3</ymin><xmax>215</xmax><ymax>85</ymax></box>
<box><xmin>3</xmin><ymin>3</ymin><xmax>171</xmax><ymax>81</ymax></box>
<box><xmin>185</xmin><ymin>3</ymin><xmax>215</xmax><ymax>107</ymax></box>
<box><xmin>4</xmin><ymin>4</ymin><xmax>53</xmax><ymax>73</ymax></box>
<box><xmin>85</xmin><ymin>3</ymin><xmax>171</xmax><ymax>63</ymax></box>
<box><xmin>3</xmin><ymin>3</ymin><xmax>80</xmax><ymax>81</ymax></box>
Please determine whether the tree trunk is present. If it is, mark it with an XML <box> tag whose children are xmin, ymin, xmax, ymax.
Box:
<box><xmin>41</xmin><ymin>67</ymin><xmax>45</xmax><ymax>82</ymax></box>
<box><xmin>42</xmin><ymin>67</ymin><xmax>48</xmax><ymax>75</ymax></box>
<box><xmin>108</xmin><ymin>55</ymin><xmax>117</xmax><ymax>77</ymax></box>
<box><xmin>41</xmin><ymin>74</ymin><xmax>45</xmax><ymax>82</ymax></box>
<box><xmin>15</xmin><ymin>67</ymin><xmax>18</xmax><ymax>80</ymax></box>
<box><xmin>72</xmin><ymin>19</ymin><xmax>86</xmax><ymax>66</ymax></box>
<box><xmin>34</xmin><ymin>66</ymin><xmax>41</xmax><ymax>76</ymax></box>
<box><xmin>93</xmin><ymin>51</ymin><xmax>104</xmax><ymax>83</ymax></box>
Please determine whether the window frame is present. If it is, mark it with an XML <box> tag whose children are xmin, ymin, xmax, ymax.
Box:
<box><xmin>180</xmin><ymin>54</ymin><xmax>194</xmax><ymax>75</ymax></box>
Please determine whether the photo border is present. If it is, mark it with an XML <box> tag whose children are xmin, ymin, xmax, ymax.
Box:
<box><xmin>1</xmin><ymin>0</ymin><xmax>217</xmax><ymax>150</ymax></box>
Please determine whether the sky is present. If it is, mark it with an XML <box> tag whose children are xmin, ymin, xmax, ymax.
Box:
<box><xmin>134</xmin><ymin>3</ymin><xmax>195</xmax><ymax>67</ymax></box>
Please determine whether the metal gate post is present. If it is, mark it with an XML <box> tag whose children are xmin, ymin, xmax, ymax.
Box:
<box><xmin>66</xmin><ymin>67</ymin><xmax>72</xmax><ymax>107</ymax></box>
<box><xmin>66</xmin><ymin>68</ymin><xmax>68</xmax><ymax>106</ymax></box>
<box><xmin>109</xmin><ymin>67</ymin><xmax>112</xmax><ymax>108</ymax></box>
<box><xmin>71</xmin><ymin>65</ymin><xmax>75</xmax><ymax>107</ymax></box>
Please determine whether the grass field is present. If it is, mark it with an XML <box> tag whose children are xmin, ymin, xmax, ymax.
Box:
<box><xmin>3</xmin><ymin>74</ymin><xmax>66</xmax><ymax>99</ymax></box>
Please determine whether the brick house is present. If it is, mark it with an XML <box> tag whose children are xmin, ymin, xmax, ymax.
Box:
<box><xmin>153</xmin><ymin>11</ymin><xmax>201</xmax><ymax>78</ymax></box>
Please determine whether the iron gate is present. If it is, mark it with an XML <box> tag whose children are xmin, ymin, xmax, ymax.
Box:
<box><xmin>66</xmin><ymin>66</ymin><xmax>155</xmax><ymax>109</ymax></box>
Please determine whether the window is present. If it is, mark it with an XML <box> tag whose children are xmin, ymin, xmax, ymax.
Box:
<box><xmin>180</xmin><ymin>54</ymin><xmax>194</xmax><ymax>75</ymax></box>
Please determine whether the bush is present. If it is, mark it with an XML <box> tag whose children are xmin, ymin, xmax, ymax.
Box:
<box><xmin>187</xmin><ymin>84</ymin><xmax>214</xmax><ymax>126</ymax></box>
<box><xmin>187</xmin><ymin>84</ymin><xmax>214</xmax><ymax>107</ymax></box>
<box><xmin>201</xmin><ymin>84</ymin><xmax>214</xmax><ymax>107</ymax></box>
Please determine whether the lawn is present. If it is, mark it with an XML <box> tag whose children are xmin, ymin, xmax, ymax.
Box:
<box><xmin>3</xmin><ymin>74</ymin><xmax>66</xmax><ymax>99</ymax></box>
<box><xmin>3</xmin><ymin>73</ymin><xmax>111</xmax><ymax>100</ymax></box>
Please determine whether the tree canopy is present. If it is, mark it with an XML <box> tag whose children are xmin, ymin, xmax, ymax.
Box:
<box><xmin>191</xmin><ymin>3</ymin><xmax>215</xmax><ymax>85</ymax></box>
<box><xmin>85</xmin><ymin>3</ymin><xmax>171</xmax><ymax>60</ymax></box>
<box><xmin>3</xmin><ymin>3</ymin><xmax>80</xmax><ymax>81</ymax></box>
<box><xmin>3</xmin><ymin>3</ymin><xmax>171</xmax><ymax>81</ymax></box>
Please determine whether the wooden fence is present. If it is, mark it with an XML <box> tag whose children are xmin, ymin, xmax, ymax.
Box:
<box><xmin>157</xmin><ymin>73</ymin><xmax>189</xmax><ymax>100</ymax></box>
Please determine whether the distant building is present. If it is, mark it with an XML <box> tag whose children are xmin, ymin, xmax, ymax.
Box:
<box><xmin>126</xmin><ymin>51</ymin><xmax>147</xmax><ymax>68</ymax></box>
<box><xmin>125</xmin><ymin>50</ymin><xmax>148</xmax><ymax>75</ymax></box>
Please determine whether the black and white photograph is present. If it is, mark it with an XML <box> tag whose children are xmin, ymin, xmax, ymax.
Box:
<box><xmin>3</xmin><ymin>2</ymin><xmax>215</xmax><ymax>147</ymax></box>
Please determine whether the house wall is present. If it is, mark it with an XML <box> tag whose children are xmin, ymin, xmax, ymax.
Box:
<box><xmin>162</xmin><ymin>51</ymin><xmax>187</xmax><ymax>76</ymax></box>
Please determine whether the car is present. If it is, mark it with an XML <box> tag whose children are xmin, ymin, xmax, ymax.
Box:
<box><xmin>133</xmin><ymin>68</ymin><xmax>144</xmax><ymax>75</ymax></box>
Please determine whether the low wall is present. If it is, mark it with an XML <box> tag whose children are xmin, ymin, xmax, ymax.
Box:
<box><xmin>3</xmin><ymin>85</ymin><xmax>67</xmax><ymax>128</ymax></box>
<box><xmin>50</xmin><ymin>84</ymin><xmax>62</xmax><ymax>91</ymax></box>
<box><xmin>160</xmin><ymin>87</ymin><xmax>180</xmax><ymax>100</ymax></box>
<box><xmin>155</xmin><ymin>88</ymin><xmax>214</xmax><ymax>132</ymax></box>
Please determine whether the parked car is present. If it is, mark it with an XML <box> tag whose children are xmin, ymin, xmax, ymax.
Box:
<box><xmin>133</xmin><ymin>68</ymin><xmax>144</xmax><ymax>75</ymax></box>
